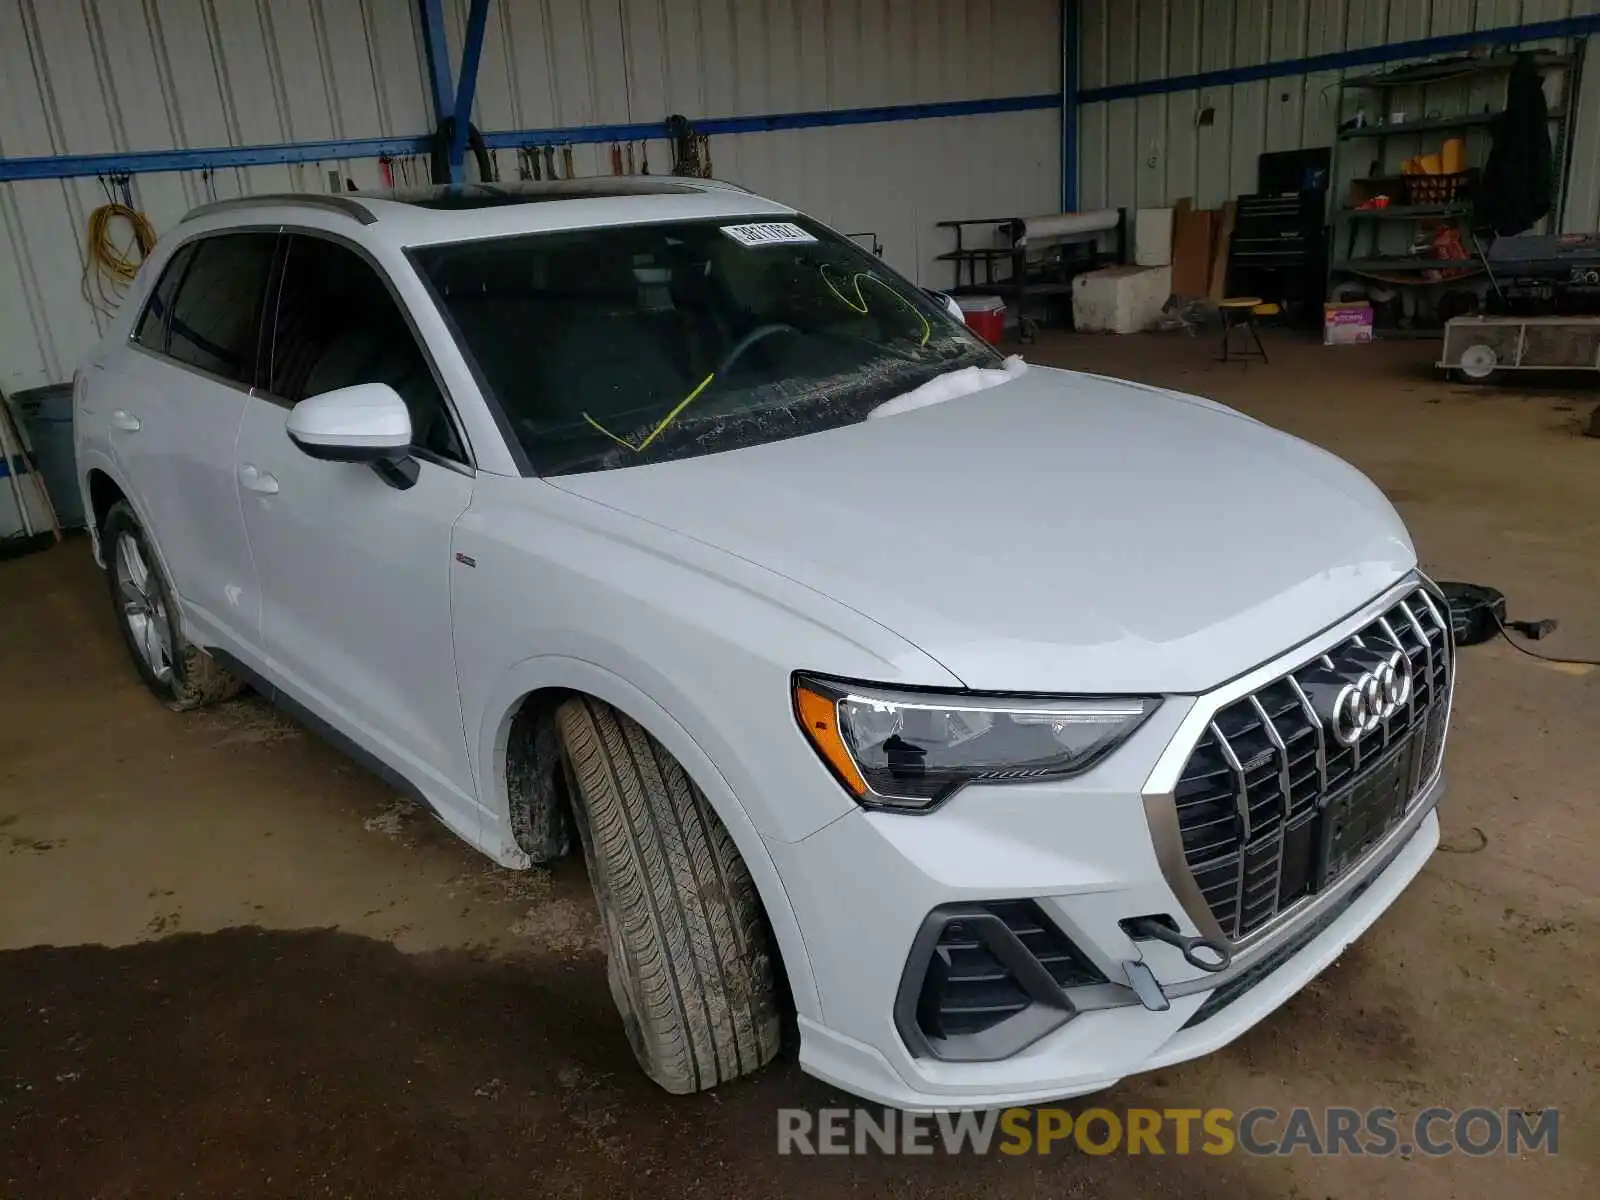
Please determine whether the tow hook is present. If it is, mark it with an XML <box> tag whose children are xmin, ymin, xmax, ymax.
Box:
<box><xmin>1118</xmin><ymin>916</ymin><xmax>1234</xmax><ymax>1014</ymax></box>
<box><xmin>1122</xmin><ymin>915</ymin><xmax>1234</xmax><ymax>974</ymax></box>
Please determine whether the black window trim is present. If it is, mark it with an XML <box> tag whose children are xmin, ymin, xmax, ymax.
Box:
<box><xmin>131</xmin><ymin>239</ymin><xmax>196</xmax><ymax>356</ymax></box>
<box><xmin>126</xmin><ymin>225</ymin><xmax>280</xmax><ymax>396</ymax></box>
<box><xmin>254</xmin><ymin>226</ymin><xmax>477</xmax><ymax>475</ymax></box>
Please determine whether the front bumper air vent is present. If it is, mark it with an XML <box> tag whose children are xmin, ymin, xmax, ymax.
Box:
<box><xmin>895</xmin><ymin>900</ymin><xmax>1107</xmax><ymax>1062</ymax></box>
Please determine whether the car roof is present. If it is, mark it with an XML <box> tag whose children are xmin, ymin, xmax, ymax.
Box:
<box><xmin>179</xmin><ymin>178</ymin><xmax>797</xmax><ymax>246</ymax></box>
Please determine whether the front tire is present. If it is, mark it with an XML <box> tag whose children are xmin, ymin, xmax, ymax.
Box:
<box><xmin>556</xmin><ymin>696</ymin><xmax>781</xmax><ymax>1093</ymax></box>
<box><xmin>102</xmin><ymin>501</ymin><xmax>242</xmax><ymax>711</ymax></box>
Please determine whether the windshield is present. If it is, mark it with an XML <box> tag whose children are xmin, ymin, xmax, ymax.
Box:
<box><xmin>410</xmin><ymin>217</ymin><xmax>999</xmax><ymax>475</ymax></box>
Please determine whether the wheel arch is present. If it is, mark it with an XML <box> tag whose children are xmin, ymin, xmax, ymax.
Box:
<box><xmin>479</xmin><ymin>655</ymin><xmax>822</xmax><ymax>1022</ymax></box>
<box><xmin>81</xmin><ymin>463</ymin><xmax>174</xmax><ymax>585</ymax></box>
<box><xmin>86</xmin><ymin>466</ymin><xmax>127</xmax><ymax>536</ymax></box>
<box><xmin>82</xmin><ymin>461</ymin><xmax>132</xmax><ymax>565</ymax></box>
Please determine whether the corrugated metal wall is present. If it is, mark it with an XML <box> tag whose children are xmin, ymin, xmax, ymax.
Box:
<box><xmin>0</xmin><ymin>0</ymin><xmax>1062</xmax><ymax>394</ymax></box>
<box><xmin>1079</xmin><ymin>0</ymin><xmax>1600</xmax><ymax>228</ymax></box>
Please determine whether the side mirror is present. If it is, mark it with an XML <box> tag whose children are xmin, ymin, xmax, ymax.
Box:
<box><xmin>924</xmin><ymin>288</ymin><xmax>966</xmax><ymax>325</ymax></box>
<box><xmin>285</xmin><ymin>383</ymin><xmax>418</xmax><ymax>489</ymax></box>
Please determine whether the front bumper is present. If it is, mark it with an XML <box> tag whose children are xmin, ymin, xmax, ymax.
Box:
<box><xmin>775</xmin><ymin>781</ymin><xmax>1439</xmax><ymax>1111</ymax></box>
<box><xmin>768</xmin><ymin>578</ymin><xmax>1449</xmax><ymax>1111</ymax></box>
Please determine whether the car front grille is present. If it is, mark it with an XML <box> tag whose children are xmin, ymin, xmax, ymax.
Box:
<box><xmin>1172</xmin><ymin>587</ymin><xmax>1452</xmax><ymax>942</ymax></box>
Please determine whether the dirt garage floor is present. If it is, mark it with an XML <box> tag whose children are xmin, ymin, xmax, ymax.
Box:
<box><xmin>2</xmin><ymin>333</ymin><xmax>1596</xmax><ymax>1198</ymax></box>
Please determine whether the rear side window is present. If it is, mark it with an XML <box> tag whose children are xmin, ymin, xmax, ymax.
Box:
<box><xmin>132</xmin><ymin>243</ymin><xmax>196</xmax><ymax>352</ymax></box>
<box><xmin>164</xmin><ymin>232</ymin><xmax>277</xmax><ymax>385</ymax></box>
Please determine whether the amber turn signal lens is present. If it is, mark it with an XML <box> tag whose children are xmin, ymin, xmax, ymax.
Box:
<box><xmin>793</xmin><ymin>682</ymin><xmax>868</xmax><ymax>796</ymax></box>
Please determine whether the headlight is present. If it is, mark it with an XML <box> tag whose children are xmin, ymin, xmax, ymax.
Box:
<box><xmin>793</xmin><ymin>675</ymin><xmax>1159</xmax><ymax>812</ymax></box>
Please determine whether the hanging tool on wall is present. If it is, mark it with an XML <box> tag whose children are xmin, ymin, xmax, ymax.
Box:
<box><xmin>611</xmin><ymin>142</ymin><xmax>624</xmax><ymax>175</ymax></box>
<box><xmin>666</xmin><ymin>115</ymin><xmax>712</xmax><ymax>178</ymax></box>
<box><xmin>83</xmin><ymin>173</ymin><xmax>156</xmax><ymax>319</ymax></box>
<box><xmin>640</xmin><ymin>140</ymin><xmax>650</xmax><ymax>174</ymax></box>
<box><xmin>625</xmin><ymin>142</ymin><xmax>635</xmax><ymax>175</ymax></box>
<box><xmin>542</xmin><ymin>144</ymin><xmax>557</xmax><ymax>180</ymax></box>
<box><xmin>562</xmin><ymin>144</ymin><xmax>575</xmax><ymax>179</ymax></box>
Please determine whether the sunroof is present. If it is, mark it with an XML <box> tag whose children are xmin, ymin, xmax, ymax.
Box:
<box><xmin>368</xmin><ymin>179</ymin><xmax>701</xmax><ymax>209</ymax></box>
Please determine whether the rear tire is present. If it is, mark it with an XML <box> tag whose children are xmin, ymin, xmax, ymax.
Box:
<box><xmin>555</xmin><ymin>696</ymin><xmax>781</xmax><ymax>1093</ymax></box>
<box><xmin>102</xmin><ymin>501</ymin><xmax>243</xmax><ymax>712</ymax></box>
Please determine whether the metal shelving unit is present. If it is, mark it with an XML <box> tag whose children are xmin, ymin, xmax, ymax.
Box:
<box><xmin>1327</xmin><ymin>48</ymin><xmax>1576</xmax><ymax>290</ymax></box>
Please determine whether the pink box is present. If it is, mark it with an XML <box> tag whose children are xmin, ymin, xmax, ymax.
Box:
<box><xmin>1324</xmin><ymin>302</ymin><xmax>1374</xmax><ymax>345</ymax></box>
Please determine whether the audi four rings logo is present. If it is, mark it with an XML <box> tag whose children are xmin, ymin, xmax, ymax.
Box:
<box><xmin>1330</xmin><ymin>651</ymin><xmax>1413</xmax><ymax>746</ymax></box>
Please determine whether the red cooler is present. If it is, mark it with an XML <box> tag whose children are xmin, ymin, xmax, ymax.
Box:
<box><xmin>956</xmin><ymin>294</ymin><xmax>1005</xmax><ymax>344</ymax></box>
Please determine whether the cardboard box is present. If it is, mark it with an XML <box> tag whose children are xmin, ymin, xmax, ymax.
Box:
<box><xmin>1324</xmin><ymin>302</ymin><xmax>1374</xmax><ymax>346</ymax></box>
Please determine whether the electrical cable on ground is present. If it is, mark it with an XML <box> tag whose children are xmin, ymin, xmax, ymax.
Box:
<box><xmin>1440</xmin><ymin>579</ymin><xmax>1600</xmax><ymax>666</ymax></box>
<box><xmin>1492</xmin><ymin>611</ymin><xmax>1600</xmax><ymax>667</ymax></box>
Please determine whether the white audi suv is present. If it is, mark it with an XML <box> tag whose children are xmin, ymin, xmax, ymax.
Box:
<box><xmin>75</xmin><ymin>179</ymin><xmax>1450</xmax><ymax>1109</ymax></box>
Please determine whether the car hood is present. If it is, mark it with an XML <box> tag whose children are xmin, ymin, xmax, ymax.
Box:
<box><xmin>549</xmin><ymin>365</ymin><xmax>1416</xmax><ymax>694</ymax></box>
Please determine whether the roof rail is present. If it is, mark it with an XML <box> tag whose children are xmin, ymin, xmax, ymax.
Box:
<box><xmin>181</xmin><ymin>193</ymin><xmax>377</xmax><ymax>225</ymax></box>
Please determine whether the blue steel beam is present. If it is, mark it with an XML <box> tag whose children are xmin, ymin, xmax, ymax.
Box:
<box><xmin>1060</xmin><ymin>0</ymin><xmax>1078</xmax><ymax>212</ymax></box>
<box><xmin>0</xmin><ymin>136</ymin><xmax>432</xmax><ymax>182</ymax></box>
<box><xmin>0</xmin><ymin>95</ymin><xmax>1062</xmax><ymax>183</ymax></box>
<box><xmin>448</xmin><ymin>0</ymin><xmax>491</xmax><ymax>182</ymax></box>
<box><xmin>1078</xmin><ymin>14</ymin><xmax>1600</xmax><ymax>103</ymax></box>
<box><xmin>418</xmin><ymin>0</ymin><xmax>455</xmax><ymax>127</ymax></box>
<box><xmin>480</xmin><ymin>93</ymin><xmax>1062</xmax><ymax>147</ymax></box>
<box><xmin>4</xmin><ymin>16</ymin><xmax>1597</xmax><ymax>183</ymax></box>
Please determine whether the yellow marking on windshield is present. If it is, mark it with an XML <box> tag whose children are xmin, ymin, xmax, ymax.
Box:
<box><xmin>582</xmin><ymin>370</ymin><xmax>718</xmax><ymax>455</ymax></box>
<box><xmin>819</xmin><ymin>267</ymin><xmax>931</xmax><ymax>347</ymax></box>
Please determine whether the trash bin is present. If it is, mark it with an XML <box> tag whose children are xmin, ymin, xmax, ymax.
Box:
<box><xmin>12</xmin><ymin>383</ymin><xmax>84</xmax><ymax>529</ymax></box>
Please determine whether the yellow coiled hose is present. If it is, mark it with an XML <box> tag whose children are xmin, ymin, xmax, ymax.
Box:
<box><xmin>83</xmin><ymin>202</ymin><xmax>158</xmax><ymax>317</ymax></box>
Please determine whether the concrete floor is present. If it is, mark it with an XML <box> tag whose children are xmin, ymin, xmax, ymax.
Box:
<box><xmin>2</xmin><ymin>332</ymin><xmax>1596</xmax><ymax>1197</ymax></box>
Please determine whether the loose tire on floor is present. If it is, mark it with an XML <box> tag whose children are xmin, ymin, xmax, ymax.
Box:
<box><xmin>101</xmin><ymin>501</ymin><xmax>243</xmax><ymax>712</ymax></box>
<box><xmin>556</xmin><ymin>696</ymin><xmax>781</xmax><ymax>1093</ymax></box>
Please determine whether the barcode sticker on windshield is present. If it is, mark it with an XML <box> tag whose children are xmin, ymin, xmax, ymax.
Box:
<box><xmin>720</xmin><ymin>221</ymin><xmax>817</xmax><ymax>247</ymax></box>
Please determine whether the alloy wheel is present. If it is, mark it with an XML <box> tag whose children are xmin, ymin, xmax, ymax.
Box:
<box><xmin>114</xmin><ymin>531</ymin><xmax>173</xmax><ymax>685</ymax></box>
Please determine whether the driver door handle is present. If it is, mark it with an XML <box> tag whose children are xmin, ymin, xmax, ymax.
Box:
<box><xmin>111</xmin><ymin>409</ymin><xmax>141</xmax><ymax>432</ymax></box>
<box><xmin>239</xmin><ymin>464</ymin><xmax>280</xmax><ymax>495</ymax></box>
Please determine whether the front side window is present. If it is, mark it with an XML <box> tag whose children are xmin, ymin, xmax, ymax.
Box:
<box><xmin>411</xmin><ymin>217</ymin><xmax>997</xmax><ymax>475</ymax></box>
<box><xmin>164</xmin><ymin>232</ymin><xmax>277</xmax><ymax>384</ymax></box>
<box><xmin>132</xmin><ymin>242</ymin><xmax>196</xmax><ymax>353</ymax></box>
<box><xmin>268</xmin><ymin>235</ymin><xmax>464</xmax><ymax>463</ymax></box>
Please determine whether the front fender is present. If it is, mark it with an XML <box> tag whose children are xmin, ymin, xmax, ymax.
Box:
<box><xmin>475</xmin><ymin>652</ymin><xmax>824</xmax><ymax>1022</ymax></box>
